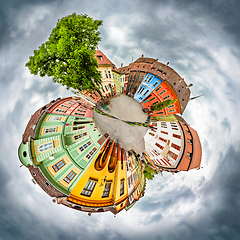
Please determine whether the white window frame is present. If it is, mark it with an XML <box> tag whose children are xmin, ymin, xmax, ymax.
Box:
<box><xmin>44</xmin><ymin>127</ymin><xmax>57</xmax><ymax>134</ymax></box>
<box><xmin>38</xmin><ymin>142</ymin><xmax>54</xmax><ymax>153</ymax></box>
<box><xmin>48</xmin><ymin>116</ymin><xmax>61</xmax><ymax>121</ymax></box>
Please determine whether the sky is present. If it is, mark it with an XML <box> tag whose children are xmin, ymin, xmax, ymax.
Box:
<box><xmin>1</xmin><ymin>0</ymin><xmax>240</xmax><ymax>239</ymax></box>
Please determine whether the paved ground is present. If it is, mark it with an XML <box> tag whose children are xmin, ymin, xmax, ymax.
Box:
<box><xmin>93</xmin><ymin>95</ymin><xmax>148</xmax><ymax>155</ymax></box>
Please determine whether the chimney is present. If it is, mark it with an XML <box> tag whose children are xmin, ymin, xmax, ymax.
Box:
<box><xmin>186</xmin><ymin>84</ymin><xmax>193</xmax><ymax>89</ymax></box>
<box><xmin>141</xmin><ymin>54</ymin><xmax>144</xmax><ymax>57</ymax></box>
<box><xmin>121</xmin><ymin>63</ymin><xmax>123</xmax><ymax>67</ymax></box>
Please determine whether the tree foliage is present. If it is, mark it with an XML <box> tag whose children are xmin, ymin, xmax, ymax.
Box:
<box><xmin>150</xmin><ymin>99</ymin><xmax>176</xmax><ymax>111</ymax></box>
<box><xmin>25</xmin><ymin>13</ymin><xmax>103</xmax><ymax>91</ymax></box>
<box><xmin>143</xmin><ymin>162</ymin><xmax>158</xmax><ymax>180</ymax></box>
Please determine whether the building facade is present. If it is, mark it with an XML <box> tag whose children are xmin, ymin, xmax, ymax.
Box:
<box><xmin>144</xmin><ymin>115</ymin><xmax>202</xmax><ymax>173</ymax></box>
<box><xmin>19</xmin><ymin>96</ymin><xmax>146</xmax><ymax>215</ymax></box>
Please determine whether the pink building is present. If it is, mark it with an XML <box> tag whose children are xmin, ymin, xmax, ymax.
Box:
<box><xmin>48</xmin><ymin>97</ymin><xmax>93</xmax><ymax>118</ymax></box>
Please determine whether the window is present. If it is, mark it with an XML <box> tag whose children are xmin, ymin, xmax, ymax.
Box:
<box><xmin>143</xmin><ymin>94</ymin><xmax>152</xmax><ymax>102</ymax></box>
<box><xmin>81</xmin><ymin>179</ymin><xmax>97</xmax><ymax>197</ymax></box>
<box><xmin>127</xmin><ymin>176</ymin><xmax>133</xmax><ymax>187</ymax></box>
<box><xmin>44</xmin><ymin>127</ymin><xmax>57</xmax><ymax>134</ymax></box>
<box><xmin>73</xmin><ymin>126</ymin><xmax>85</xmax><ymax>131</ymax></box>
<box><xmin>171</xmin><ymin>123</ymin><xmax>178</xmax><ymax>130</ymax></box>
<box><xmin>139</xmin><ymin>87</ymin><xmax>145</xmax><ymax>94</ymax></box>
<box><xmin>171</xmin><ymin>143</ymin><xmax>181</xmax><ymax>151</ymax></box>
<box><xmin>102</xmin><ymin>181</ymin><xmax>112</xmax><ymax>198</ymax></box>
<box><xmin>153</xmin><ymin>81</ymin><xmax>159</xmax><ymax>88</ymax></box>
<box><xmin>48</xmin><ymin>116</ymin><xmax>61</xmax><ymax>121</ymax></box>
<box><xmin>79</xmin><ymin>140</ymin><xmax>92</xmax><ymax>152</ymax></box>
<box><xmin>85</xmin><ymin>147</ymin><xmax>97</xmax><ymax>160</ymax></box>
<box><xmin>155</xmin><ymin>86</ymin><xmax>162</xmax><ymax>92</ymax></box>
<box><xmin>168</xmin><ymin>150</ymin><xmax>178</xmax><ymax>160</ymax></box>
<box><xmin>173</xmin><ymin>134</ymin><xmax>181</xmax><ymax>139</ymax></box>
<box><xmin>133</xmin><ymin>74</ymin><xmax>136</xmax><ymax>81</ymax></box>
<box><xmin>52</xmin><ymin>160</ymin><xmax>65</xmax><ymax>172</ymax></box>
<box><xmin>155</xmin><ymin>142</ymin><xmax>164</xmax><ymax>150</ymax></box>
<box><xmin>55</xmin><ymin>109</ymin><xmax>65</xmax><ymax>113</ymax></box>
<box><xmin>161</xmin><ymin>131</ymin><xmax>168</xmax><ymax>135</ymax></box>
<box><xmin>157</xmin><ymin>111</ymin><xmax>164</xmax><ymax>115</ymax></box>
<box><xmin>74</xmin><ymin>132</ymin><xmax>87</xmax><ymax>141</ymax></box>
<box><xmin>168</xmin><ymin>109</ymin><xmax>175</xmax><ymax>113</ymax></box>
<box><xmin>66</xmin><ymin>101</ymin><xmax>74</xmax><ymax>105</ymax></box>
<box><xmin>105</xmin><ymin>70</ymin><xmax>108</xmax><ymax>78</ymax></box>
<box><xmin>159</xmin><ymin>137</ymin><xmax>167</xmax><ymax>143</ymax></box>
<box><xmin>105</xmin><ymin>85</ymin><xmax>108</xmax><ymax>91</ymax></box>
<box><xmin>77</xmin><ymin>109</ymin><xmax>86</xmax><ymax>113</ymax></box>
<box><xmin>120</xmin><ymin>179</ymin><xmax>124</xmax><ymax>196</ymax></box>
<box><xmin>60</xmin><ymin>104</ymin><xmax>69</xmax><ymax>108</ymax></box>
<box><xmin>145</xmin><ymin>75</ymin><xmax>153</xmax><ymax>83</ymax></box>
<box><xmin>167</xmin><ymin>104</ymin><xmax>175</xmax><ymax>109</ymax></box>
<box><xmin>149</xmin><ymin>97</ymin><xmax>156</xmax><ymax>102</ymax></box>
<box><xmin>143</xmin><ymin>90</ymin><xmax>149</xmax><ymax>96</ymax></box>
<box><xmin>108</xmin><ymin>71</ymin><xmax>111</xmax><ymax>78</ymax></box>
<box><xmin>138</xmin><ymin>87</ymin><xmax>142</xmax><ymax>93</ymax></box>
<box><xmin>38</xmin><ymin>142</ymin><xmax>54</xmax><ymax>153</ymax></box>
<box><xmin>133</xmin><ymin>172</ymin><xmax>138</xmax><ymax>182</ymax></box>
<box><xmin>63</xmin><ymin>171</ymin><xmax>76</xmax><ymax>184</ymax></box>
<box><xmin>159</xmin><ymin>89</ymin><xmax>166</xmax><ymax>95</ymax></box>
<box><xmin>163</xmin><ymin>95</ymin><xmax>170</xmax><ymax>100</ymax></box>
<box><xmin>90</xmin><ymin>94</ymin><xmax>95</xmax><ymax>100</ymax></box>
<box><xmin>74</xmin><ymin>112</ymin><xmax>85</xmax><ymax>116</ymax></box>
<box><xmin>149</xmin><ymin>132</ymin><xmax>155</xmax><ymax>136</ymax></box>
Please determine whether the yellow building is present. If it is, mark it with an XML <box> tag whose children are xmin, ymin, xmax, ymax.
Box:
<box><xmin>68</xmin><ymin>139</ymin><xmax>128</xmax><ymax>213</ymax></box>
<box><xmin>95</xmin><ymin>49</ymin><xmax>116</xmax><ymax>97</ymax></box>
<box><xmin>112</xmin><ymin>69</ymin><xmax>121</xmax><ymax>95</ymax></box>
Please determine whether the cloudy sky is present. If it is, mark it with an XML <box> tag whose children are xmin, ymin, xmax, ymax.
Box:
<box><xmin>1</xmin><ymin>0</ymin><xmax>240</xmax><ymax>239</ymax></box>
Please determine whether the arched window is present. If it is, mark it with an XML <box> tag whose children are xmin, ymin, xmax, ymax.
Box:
<box><xmin>38</xmin><ymin>142</ymin><xmax>54</xmax><ymax>153</ymax></box>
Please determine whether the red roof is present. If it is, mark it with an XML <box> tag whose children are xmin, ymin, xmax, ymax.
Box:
<box><xmin>188</xmin><ymin>126</ymin><xmax>202</xmax><ymax>170</ymax></box>
<box><xmin>95</xmin><ymin>49</ymin><xmax>115</xmax><ymax>66</ymax></box>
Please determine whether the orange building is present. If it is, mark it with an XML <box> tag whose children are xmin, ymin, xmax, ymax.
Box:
<box><xmin>141</xmin><ymin>81</ymin><xmax>181</xmax><ymax>116</ymax></box>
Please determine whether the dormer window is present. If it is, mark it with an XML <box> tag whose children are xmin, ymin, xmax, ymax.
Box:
<box><xmin>98</xmin><ymin>56</ymin><xmax>103</xmax><ymax>61</ymax></box>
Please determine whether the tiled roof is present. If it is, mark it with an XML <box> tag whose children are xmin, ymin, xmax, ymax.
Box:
<box><xmin>134</xmin><ymin>57</ymin><xmax>158</xmax><ymax>64</ymax></box>
<box><xmin>117</xmin><ymin>57</ymin><xmax>191</xmax><ymax>114</ymax></box>
<box><xmin>118</xmin><ymin>65</ymin><xmax>132</xmax><ymax>74</ymax></box>
<box><xmin>95</xmin><ymin>49</ymin><xmax>115</xmax><ymax>66</ymax></box>
<box><xmin>22</xmin><ymin>98</ymin><xmax>62</xmax><ymax>144</ymax></box>
<box><xmin>188</xmin><ymin>126</ymin><xmax>202</xmax><ymax>170</ymax></box>
<box><xmin>29</xmin><ymin>165</ymin><xmax>66</xmax><ymax>198</ymax></box>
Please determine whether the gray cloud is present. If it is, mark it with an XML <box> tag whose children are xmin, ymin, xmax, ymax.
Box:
<box><xmin>0</xmin><ymin>0</ymin><xmax>240</xmax><ymax>239</ymax></box>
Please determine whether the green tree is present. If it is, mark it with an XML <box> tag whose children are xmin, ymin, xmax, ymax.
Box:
<box><xmin>143</xmin><ymin>162</ymin><xmax>158</xmax><ymax>180</ymax></box>
<box><xmin>25</xmin><ymin>13</ymin><xmax>103</xmax><ymax>91</ymax></box>
<box><xmin>150</xmin><ymin>99</ymin><xmax>176</xmax><ymax>111</ymax></box>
